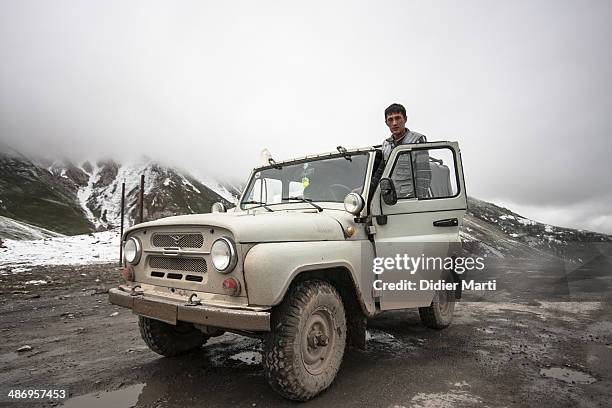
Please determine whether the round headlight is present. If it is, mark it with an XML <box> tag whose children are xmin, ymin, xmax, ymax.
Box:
<box><xmin>124</xmin><ymin>237</ymin><xmax>142</xmax><ymax>264</ymax></box>
<box><xmin>211</xmin><ymin>202</ymin><xmax>227</xmax><ymax>213</ymax></box>
<box><xmin>211</xmin><ymin>237</ymin><xmax>237</xmax><ymax>273</ymax></box>
<box><xmin>344</xmin><ymin>193</ymin><xmax>365</xmax><ymax>215</ymax></box>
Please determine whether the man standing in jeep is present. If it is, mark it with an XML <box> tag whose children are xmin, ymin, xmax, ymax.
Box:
<box><xmin>372</xmin><ymin>103</ymin><xmax>431</xmax><ymax>198</ymax></box>
<box><xmin>381</xmin><ymin>103</ymin><xmax>427</xmax><ymax>160</ymax></box>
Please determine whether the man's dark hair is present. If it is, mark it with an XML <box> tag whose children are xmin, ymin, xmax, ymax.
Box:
<box><xmin>384</xmin><ymin>103</ymin><xmax>406</xmax><ymax>120</ymax></box>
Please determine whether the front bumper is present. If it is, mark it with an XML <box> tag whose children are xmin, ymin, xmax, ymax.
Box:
<box><xmin>109</xmin><ymin>287</ymin><xmax>270</xmax><ymax>331</ymax></box>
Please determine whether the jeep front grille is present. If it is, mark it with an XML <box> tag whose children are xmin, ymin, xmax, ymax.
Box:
<box><xmin>151</xmin><ymin>233</ymin><xmax>204</xmax><ymax>248</ymax></box>
<box><xmin>149</xmin><ymin>271</ymin><xmax>204</xmax><ymax>282</ymax></box>
<box><xmin>148</xmin><ymin>256</ymin><xmax>207</xmax><ymax>273</ymax></box>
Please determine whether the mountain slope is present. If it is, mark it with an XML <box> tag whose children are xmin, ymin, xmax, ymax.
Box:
<box><xmin>0</xmin><ymin>215</ymin><xmax>64</xmax><ymax>240</ymax></box>
<box><xmin>0</xmin><ymin>149</ymin><xmax>94</xmax><ymax>235</ymax></box>
<box><xmin>1</xmin><ymin>148</ymin><xmax>237</xmax><ymax>237</ymax></box>
<box><xmin>73</xmin><ymin>158</ymin><xmax>235</xmax><ymax>230</ymax></box>
<box><xmin>462</xmin><ymin>197</ymin><xmax>611</xmax><ymax>261</ymax></box>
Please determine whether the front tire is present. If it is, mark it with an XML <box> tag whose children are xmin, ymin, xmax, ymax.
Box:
<box><xmin>139</xmin><ymin>316</ymin><xmax>209</xmax><ymax>357</ymax></box>
<box><xmin>419</xmin><ymin>289</ymin><xmax>455</xmax><ymax>329</ymax></box>
<box><xmin>263</xmin><ymin>280</ymin><xmax>346</xmax><ymax>401</ymax></box>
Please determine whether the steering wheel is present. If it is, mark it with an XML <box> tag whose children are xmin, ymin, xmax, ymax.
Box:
<box><xmin>329</xmin><ymin>184</ymin><xmax>352</xmax><ymax>201</ymax></box>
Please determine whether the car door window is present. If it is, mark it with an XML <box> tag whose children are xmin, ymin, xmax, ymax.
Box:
<box><xmin>389</xmin><ymin>147</ymin><xmax>458</xmax><ymax>200</ymax></box>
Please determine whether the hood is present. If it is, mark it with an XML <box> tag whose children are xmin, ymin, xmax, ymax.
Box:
<box><xmin>124</xmin><ymin>210</ymin><xmax>347</xmax><ymax>243</ymax></box>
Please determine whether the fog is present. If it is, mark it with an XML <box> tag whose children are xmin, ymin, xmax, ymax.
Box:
<box><xmin>1</xmin><ymin>0</ymin><xmax>611</xmax><ymax>232</ymax></box>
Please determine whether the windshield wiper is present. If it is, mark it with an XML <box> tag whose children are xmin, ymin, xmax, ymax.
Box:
<box><xmin>282</xmin><ymin>197</ymin><xmax>323</xmax><ymax>212</ymax></box>
<box><xmin>241</xmin><ymin>200</ymin><xmax>273</xmax><ymax>212</ymax></box>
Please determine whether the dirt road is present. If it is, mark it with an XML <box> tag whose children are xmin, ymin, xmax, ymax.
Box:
<box><xmin>1</xmin><ymin>262</ymin><xmax>611</xmax><ymax>407</ymax></box>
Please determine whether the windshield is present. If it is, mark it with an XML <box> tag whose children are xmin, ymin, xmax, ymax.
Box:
<box><xmin>241</xmin><ymin>154</ymin><xmax>369</xmax><ymax>208</ymax></box>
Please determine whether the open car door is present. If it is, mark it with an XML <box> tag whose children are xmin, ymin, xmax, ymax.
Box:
<box><xmin>369</xmin><ymin>141</ymin><xmax>467</xmax><ymax>310</ymax></box>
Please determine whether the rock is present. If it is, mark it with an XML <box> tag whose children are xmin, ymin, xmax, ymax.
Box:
<box><xmin>25</xmin><ymin>294</ymin><xmax>40</xmax><ymax>299</ymax></box>
<box><xmin>16</xmin><ymin>345</ymin><xmax>32</xmax><ymax>352</ymax></box>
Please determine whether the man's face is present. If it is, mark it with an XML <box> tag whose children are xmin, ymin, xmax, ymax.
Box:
<box><xmin>385</xmin><ymin>112</ymin><xmax>407</xmax><ymax>138</ymax></box>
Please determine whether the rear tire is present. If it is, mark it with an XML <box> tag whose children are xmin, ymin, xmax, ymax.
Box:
<box><xmin>263</xmin><ymin>280</ymin><xmax>346</xmax><ymax>401</ymax></box>
<box><xmin>139</xmin><ymin>316</ymin><xmax>209</xmax><ymax>357</ymax></box>
<box><xmin>419</xmin><ymin>289</ymin><xmax>455</xmax><ymax>329</ymax></box>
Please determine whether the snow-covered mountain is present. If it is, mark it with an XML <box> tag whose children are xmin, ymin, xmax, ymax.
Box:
<box><xmin>0</xmin><ymin>148</ymin><xmax>237</xmax><ymax>237</ymax></box>
<box><xmin>462</xmin><ymin>197</ymin><xmax>611</xmax><ymax>261</ymax></box>
<box><xmin>44</xmin><ymin>156</ymin><xmax>237</xmax><ymax>231</ymax></box>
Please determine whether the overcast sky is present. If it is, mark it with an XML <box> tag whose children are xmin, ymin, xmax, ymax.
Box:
<box><xmin>1</xmin><ymin>0</ymin><xmax>611</xmax><ymax>233</ymax></box>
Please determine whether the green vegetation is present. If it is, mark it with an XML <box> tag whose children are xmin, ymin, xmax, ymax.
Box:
<box><xmin>0</xmin><ymin>159</ymin><xmax>93</xmax><ymax>235</ymax></box>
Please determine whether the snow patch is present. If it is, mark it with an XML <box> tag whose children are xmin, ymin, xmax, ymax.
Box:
<box><xmin>229</xmin><ymin>351</ymin><xmax>262</xmax><ymax>365</ymax></box>
<box><xmin>25</xmin><ymin>280</ymin><xmax>47</xmax><ymax>285</ymax></box>
<box><xmin>194</xmin><ymin>173</ymin><xmax>240</xmax><ymax>203</ymax></box>
<box><xmin>517</xmin><ymin>217</ymin><xmax>537</xmax><ymax>226</ymax></box>
<box><xmin>181</xmin><ymin>175</ymin><xmax>201</xmax><ymax>193</ymax></box>
<box><xmin>77</xmin><ymin>162</ymin><xmax>103</xmax><ymax>229</ymax></box>
<box><xmin>81</xmin><ymin>158</ymin><xmax>155</xmax><ymax>229</ymax></box>
<box><xmin>11</xmin><ymin>267</ymin><xmax>32</xmax><ymax>273</ymax></box>
<box><xmin>0</xmin><ymin>229</ymin><xmax>119</xmax><ymax>269</ymax></box>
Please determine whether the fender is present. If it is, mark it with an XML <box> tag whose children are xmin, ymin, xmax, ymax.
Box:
<box><xmin>243</xmin><ymin>240</ymin><xmax>377</xmax><ymax>316</ymax></box>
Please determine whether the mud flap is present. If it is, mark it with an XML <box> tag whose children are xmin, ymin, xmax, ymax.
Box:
<box><xmin>451</xmin><ymin>268</ymin><xmax>464</xmax><ymax>300</ymax></box>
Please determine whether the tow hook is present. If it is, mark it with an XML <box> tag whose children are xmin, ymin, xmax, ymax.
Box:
<box><xmin>185</xmin><ymin>293</ymin><xmax>202</xmax><ymax>307</ymax></box>
<box><xmin>129</xmin><ymin>285</ymin><xmax>143</xmax><ymax>297</ymax></box>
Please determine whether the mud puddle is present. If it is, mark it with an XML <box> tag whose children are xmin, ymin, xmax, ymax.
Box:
<box><xmin>62</xmin><ymin>383</ymin><xmax>145</xmax><ymax>408</ymax></box>
<box><xmin>540</xmin><ymin>367</ymin><xmax>597</xmax><ymax>384</ymax></box>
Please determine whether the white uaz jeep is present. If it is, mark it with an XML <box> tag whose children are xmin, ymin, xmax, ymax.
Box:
<box><xmin>109</xmin><ymin>142</ymin><xmax>467</xmax><ymax>401</ymax></box>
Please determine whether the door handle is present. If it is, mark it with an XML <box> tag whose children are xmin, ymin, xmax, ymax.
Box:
<box><xmin>433</xmin><ymin>218</ymin><xmax>458</xmax><ymax>227</ymax></box>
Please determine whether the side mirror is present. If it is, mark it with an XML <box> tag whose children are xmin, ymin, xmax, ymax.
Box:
<box><xmin>380</xmin><ymin>178</ymin><xmax>398</xmax><ymax>206</ymax></box>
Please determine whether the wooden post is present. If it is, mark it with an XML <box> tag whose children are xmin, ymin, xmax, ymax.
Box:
<box><xmin>139</xmin><ymin>174</ymin><xmax>145</xmax><ymax>223</ymax></box>
<box><xmin>119</xmin><ymin>182</ymin><xmax>125</xmax><ymax>266</ymax></box>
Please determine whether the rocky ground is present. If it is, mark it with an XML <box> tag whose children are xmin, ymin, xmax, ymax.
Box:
<box><xmin>0</xmin><ymin>262</ymin><xmax>611</xmax><ymax>408</ymax></box>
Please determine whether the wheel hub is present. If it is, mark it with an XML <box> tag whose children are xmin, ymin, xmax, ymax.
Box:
<box><xmin>301</xmin><ymin>307</ymin><xmax>335</xmax><ymax>375</ymax></box>
<box><xmin>307</xmin><ymin>331</ymin><xmax>329</xmax><ymax>348</ymax></box>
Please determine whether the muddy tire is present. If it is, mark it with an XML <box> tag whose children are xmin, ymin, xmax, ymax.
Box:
<box><xmin>139</xmin><ymin>316</ymin><xmax>209</xmax><ymax>357</ymax></box>
<box><xmin>419</xmin><ymin>289</ymin><xmax>455</xmax><ymax>329</ymax></box>
<box><xmin>263</xmin><ymin>280</ymin><xmax>346</xmax><ymax>401</ymax></box>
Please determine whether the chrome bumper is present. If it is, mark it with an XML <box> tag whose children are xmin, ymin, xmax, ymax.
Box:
<box><xmin>108</xmin><ymin>287</ymin><xmax>270</xmax><ymax>331</ymax></box>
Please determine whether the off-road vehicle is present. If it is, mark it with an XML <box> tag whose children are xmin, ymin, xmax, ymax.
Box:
<box><xmin>109</xmin><ymin>141</ymin><xmax>467</xmax><ymax>401</ymax></box>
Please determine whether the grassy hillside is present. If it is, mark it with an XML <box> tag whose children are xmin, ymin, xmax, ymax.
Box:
<box><xmin>0</xmin><ymin>153</ymin><xmax>94</xmax><ymax>235</ymax></box>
